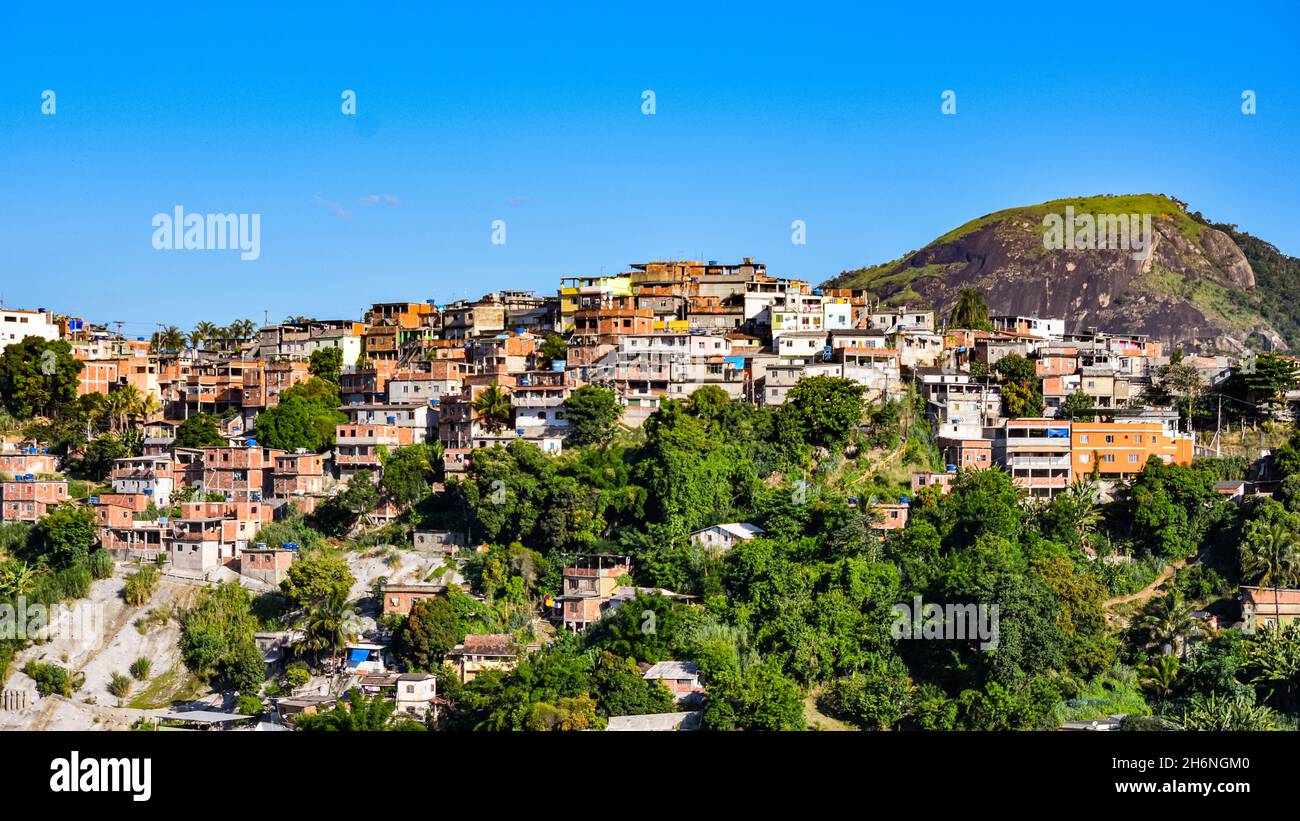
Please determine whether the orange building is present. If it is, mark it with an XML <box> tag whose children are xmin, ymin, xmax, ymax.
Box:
<box><xmin>1070</xmin><ymin>421</ymin><xmax>1193</xmax><ymax>480</ymax></box>
<box><xmin>1</xmin><ymin>479</ymin><xmax>70</xmax><ymax>522</ymax></box>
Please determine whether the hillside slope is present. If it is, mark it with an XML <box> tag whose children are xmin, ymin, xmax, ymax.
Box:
<box><xmin>824</xmin><ymin>194</ymin><xmax>1288</xmax><ymax>352</ymax></box>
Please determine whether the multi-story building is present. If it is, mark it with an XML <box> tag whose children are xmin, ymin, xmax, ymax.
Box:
<box><xmin>1071</xmin><ymin>413</ymin><xmax>1192</xmax><ymax>480</ymax></box>
<box><xmin>110</xmin><ymin>455</ymin><xmax>176</xmax><ymax>505</ymax></box>
<box><xmin>202</xmin><ymin>446</ymin><xmax>281</xmax><ymax>500</ymax></box>
<box><xmin>242</xmin><ymin>360</ymin><xmax>311</xmax><ymax>410</ymax></box>
<box><xmin>0</xmin><ymin>446</ymin><xmax>58</xmax><ymax>477</ymax></box>
<box><xmin>990</xmin><ymin>315</ymin><xmax>1065</xmax><ymax>340</ymax></box>
<box><xmin>335</xmin><ymin>423</ymin><xmax>406</xmax><ymax>478</ymax></box>
<box><xmin>557</xmin><ymin>554</ymin><xmax>631</xmax><ymax>633</ymax></box>
<box><xmin>996</xmin><ymin>418</ymin><xmax>1073</xmax><ymax>498</ymax></box>
<box><xmin>272</xmin><ymin>452</ymin><xmax>328</xmax><ymax>497</ymax></box>
<box><xmin>0</xmin><ymin>308</ymin><xmax>60</xmax><ymax>344</ymax></box>
<box><xmin>340</xmin><ymin>403</ymin><xmax>433</xmax><ymax>444</ymax></box>
<box><xmin>0</xmin><ymin>477</ymin><xmax>69</xmax><ymax>522</ymax></box>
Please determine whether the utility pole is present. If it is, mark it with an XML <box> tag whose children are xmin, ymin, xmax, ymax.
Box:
<box><xmin>1216</xmin><ymin>394</ymin><xmax>1222</xmax><ymax>457</ymax></box>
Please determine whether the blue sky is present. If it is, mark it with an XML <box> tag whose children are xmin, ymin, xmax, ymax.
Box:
<box><xmin>2</xmin><ymin>1</ymin><xmax>1298</xmax><ymax>333</ymax></box>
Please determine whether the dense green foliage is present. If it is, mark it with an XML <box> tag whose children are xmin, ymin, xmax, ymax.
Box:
<box><xmin>175</xmin><ymin>413</ymin><xmax>226</xmax><ymax>448</ymax></box>
<box><xmin>0</xmin><ymin>337</ymin><xmax>83</xmax><ymax>419</ymax></box>
<box><xmin>253</xmin><ymin>378</ymin><xmax>347</xmax><ymax>452</ymax></box>
<box><xmin>179</xmin><ymin>583</ymin><xmax>266</xmax><ymax>693</ymax></box>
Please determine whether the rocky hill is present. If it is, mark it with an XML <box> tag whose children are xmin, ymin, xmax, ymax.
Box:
<box><xmin>823</xmin><ymin>194</ymin><xmax>1294</xmax><ymax>353</ymax></box>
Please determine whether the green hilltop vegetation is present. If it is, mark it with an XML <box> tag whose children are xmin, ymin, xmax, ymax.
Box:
<box><xmin>827</xmin><ymin>193</ymin><xmax>1300</xmax><ymax>350</ymax></box>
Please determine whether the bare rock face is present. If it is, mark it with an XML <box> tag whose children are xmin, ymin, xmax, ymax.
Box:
<box><xmin>826</xmin><ymin>198</ymin><xmax>1276</xmax><ymax>352</ymax></box>
<box><xmin>1198</xmin><ymin>226</ymin><xmax>1255</xmax><ymax>289</ymax></box>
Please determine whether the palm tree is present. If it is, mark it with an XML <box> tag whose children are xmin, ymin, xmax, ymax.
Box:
<box><xmin>226</xmin><ymin>319</ymin><xmax>257</xmax><ymax>353</ymax></box>
<box><xmin>1241</xmin><ymin>519</ymin><xmax>1300</xmax><ymax>630</ymax></box>
<box><xmin>128</xmin><ymin>391</ymin><xmax>161</xmax><ymax>427</ymax></box>
<box><xmin>192</xmin><ymin>321</ymin><xmax>217</xmax><ymax>351</ymax></box>
<box><xmin>151</xmin><ymin>325</ymin><xmax>186</xmax><ymax>354</ymax></box>
<box><xmin>948</xmin><ymin>288</ymin><xmax>990</xmax><ymax>330</ymax></box>
<box><xmin>104</xmin><ymin>386</ymin><xmax>138</xmax><ymax>433</ymax></box>
<box><xmin>472</xmin><ymin>384</ymin><xmax>513</xmax><ymax>433</ymax></box>
<box><xmin>1138</xmin><ymin>654</ymin><xmax>1181</xmax><ymax>700</ymax></box>
<box><xmin>1058</xmin><ymin>478</ymin><xmax>1102</xmax><ymax>554</ymax></box>
<box><xmin>1136</xmin><ymin>590</ymin><xmax>1197</xmax><ymax>657</ymax></box>
<box><xmin>299</xmin><ymin>590</ymin><xmax>357</xmax><ymax>668</ymax></box>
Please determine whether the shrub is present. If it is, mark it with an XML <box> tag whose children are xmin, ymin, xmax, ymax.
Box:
<box><xmin>123</xmin><ymin>564</ymin><xmax>160</xmax><ymax>606</ymax></box>
<box><xmin>25</xmin><ymin>662</ymin><xmax>74</xmax><ymax>697</ymax></box>
<box><xmin>285</xmin><ymin>661</ymin><xmax>311</xmax><ymax>689</ymax></box>
<box><xmin>236</xmin><ymin>694</ymin><xmax>264</xmax><ymax>716</ymax></box>
<box><xmin>88</xmin><ymin>549</ymin><xmax>114</xmax><ymax>580</ymax></box>
<box><xmin>129</xmin><ymin>657</ymin><xmax>152</xmax><ymax>680</ymax></box>
<box><xmin>108</xmin><ymin>672</ymin><xmax>133</xmax><ymax>698</ymax></box>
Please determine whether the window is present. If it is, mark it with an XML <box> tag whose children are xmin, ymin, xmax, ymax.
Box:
<box><xmin>1128</xmin><ymin>454</ymin><xmax>1139</xmax><ymax>463</ymax></box>
<box><xmin>1078</xmin><ymin>434</ymin><xmax>1089</xmax><ymax>444</ymax></box>
<box><xmin>1104</xmin><ymin>435</ymin><xmax>1114</xmax><ymax>444</ymax></box>
<box><xmin>1079</xmin><ymin>453</ymin><xmax>1090</xmax><ymax>463</ymax></box>
<box><xmin>1104</xmin><ymin>454</ymin><xmax>1115</xmax><ymax>463</ymax></box>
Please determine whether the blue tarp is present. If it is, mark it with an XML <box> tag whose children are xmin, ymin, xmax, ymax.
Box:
<box><xmin>348</xmin><ymin>649</ymin><xmax>369</xmax><ymax>663</ymax></box>
<box><xmin>1047</xmin><ymin>428</ymin><xmax>1069</xmax><ymax>438</ymax></box>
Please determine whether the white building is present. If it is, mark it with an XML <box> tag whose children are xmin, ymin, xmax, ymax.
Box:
<box><xmin>691</xmin><ymin>522</ymin><xmax>764</xmax><ymax>550</ymax></box>
<box><xmin>0</xmin><ymin>308</ymin><xmax>60</xmax><ymax>344</ymax></box>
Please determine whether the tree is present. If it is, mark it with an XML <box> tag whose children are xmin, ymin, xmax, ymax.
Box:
<box><xmin>823</xmin><ymin>652</ymin><xmax>914</xmax><ymax>729</ymax></box>
<box><xmin>701</xmin><ymin>657</ymin><xmax>805</xmax><ymax>731</ymax></box>
<box><xmin>309</xmin><ymin>347</ymin><xmax>344</xmax><ymax>385</ymax></box>
<box><xmin>1059</xmin><ymin>391</ymin><xmax>1094</xmax><ymax>421</ymax></box>
<box><xmin>0</xmin><ymin>337</ymin><xmax>83</xmax><ymax>419</ymax></box>
<box><xmin>79</xmin><ymin>435</ymin><xmax>129</xmax><ymax>480</ymax></box>
<box><xmin>280</xmin><ymin>552</ymin><xmax>355</xmax><ymax>609</ymax></box>
<box><xmin>993</xmin><ymin>353</ymin><xmax>1037</xmax><ymax>385</ymax></box>
<box><xmin>994</xmin><ymin>354</ymin><xmax>1043</xmax><ymax>418</ymax></box>
<box><xmin>592</xmin><ymin>651</ymin><xmax>676</xmax><ymax>717</ymax></box>
<box><xmin>563</xmin><ymin>385</ymin><xmax>622</xmax><ymax>447</ymax></box>
<box><xmin>191</xmin><ymin>321</ymin><xmax>218</xmax><ymax>351</ymax></box>
<box><xmin>776</xmin><ymin>375</ymin><xmax>866</xmax><ymax>450</ymax></box>
<box><xmin>313</xmin><ymin>471</ymin><xmax>380</xmax><ymax>535</ymax></box>
<box><xmin>178</xmin><ymin>583</ymin><xmax>265</xmax><ymax>692</ymax></box>
<box><xmin>253</xmin><ymin>379</ymin><xmax>347</xmax><ymax>452</ymax></box>
<box><xmin>1138</xmin><ymin>655</ymin><xmax>1181</xmax><ymax>700</ymax></box>
<box><xmin>381</xmin><ymin>444</ymin><xmax>439</xmax><ymax>507</ymax></box>
<box><xmin>300</xmin><ymin>589</ymin><xmax>357</xmax><ymax>666</ymax></box>
<box><xmin>1158</xmin><ymin>361</ymin><xmax>1204</xmax><ymax>429</ymax></box>
<box><xmin>948</xmin><ymin>288</ymin><xmax>991</xmax><ymax>331</ymax></box>
<box><xmin>540</xmin><ymin>334</ymin><xmax>568</xmax><ymax>366</ymax></box>
<box><xmin>524</xmin><ymin>694</ymin><xmax>603</xmax><ymax>731</ymax></box>
<box><xmin>1042</xmin><ymin>478</ymin><xmax>1102</xmax><ymax>553</ymax></box>
<box><xmin>394</xmin><ymin>596</ymin><xmax>466</xmax><ymax>671</ymax></box>
<box><xmin>34</xmin><ymin>505</ymin><xmax>97</xmax><ymax>568</ymax></box>
<box><xmin>295</xmin><ymin>688</ymin><xmax>427</xmax><ymax>731</ymax></box>
<box><xmin>1236</xmin><ymin>353</ymin><xmax>1300</xmax><ymax>420</ymax></box>
<box><xmin>1241</xmin><ymin>518</ymin><xmax>1300</xmax><ymax>627</ymax></box>
<box><xmin>175</xmin><ymin>413</ymin><xmax>226</xmax><ymax>448</ymax></box>
<box><xmin>1135</xmin><ymin>591</ymin><xmax>1197</xmax><ymax>657</ymax></box>
<box><xmin>472</xmin><ymin>385</ymin><xmax>512</xmax><ymax>433</ymax></box>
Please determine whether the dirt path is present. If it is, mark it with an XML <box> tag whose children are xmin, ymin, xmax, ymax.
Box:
<box><xmin>1104</xmin><ymin>550</ymin><xmax>1204</xmax><ymax>624</ymax></box>
<box><xmin>850</xmin><ymin>436</ymin><xmax>909</xmax><ymax>487</ymax></box>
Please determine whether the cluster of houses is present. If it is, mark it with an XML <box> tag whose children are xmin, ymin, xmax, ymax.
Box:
<box><xmin>1</xmin><ymin>261</ymin><xmax>1291</xmax><ymax>730</ymax></box>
